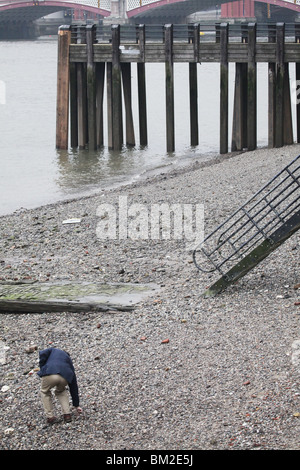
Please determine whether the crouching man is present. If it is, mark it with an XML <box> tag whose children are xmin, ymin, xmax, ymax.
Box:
<box><xmin>37</xmin><ymin>347</ymin><xmax>83</xmax><ymax>424</ymax></box>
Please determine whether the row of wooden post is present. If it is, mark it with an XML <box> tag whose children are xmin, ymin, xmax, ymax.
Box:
<box><xmin>56</xmin><ymin>24</ymin><xmax>148</xmax><ymax>152</ymax></box>
<box><xmin>56</xmin><ymin>23</ymin><xmax>298</xmax><ymax>154</ymax></box>
<box><xmin>56</xmin><ymin>23</ymin><xmax>201</xmax><ymax>153</ymax></box>
<box><xmin>226</xmin><ymin>23</ymin><xmax>258</xmax><ymax>153</ymax></box>
<box><xmin>229</xmin><ymin>22</ymin><xmax>295</xmax><ymax>154</ymax></box>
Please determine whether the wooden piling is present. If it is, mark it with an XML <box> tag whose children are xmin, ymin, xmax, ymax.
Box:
<box><xmin>297</xmin><ymin>64</ymin><xmax>300</xmax><ymax>144</ymax></box>
<box><xmin>137</xmin><ymin>63</ymin><xmax>147</xmax><ymax>146</ymax></box>
<box><xmin>56</xmin><ymin>25</ymin><xmax>71</xmax><ymax>150</ymax></box>
<box><xmin>86</xmin><ymin>24</ymin><xmax>97</xmax><ymax>151</ymax></box>
<box><xmin>121</xmin><ymin>63</ymin><xmax>135</xmax><ymax>146</ymax></box>
<box><xmin>189</xmin><ymin>63</ymin><xmax>198</xmax><ymax>146</ymax></box>
<box><xmin>106</xmin><ymin>62</ymin><xmax>113</xmax><ymax>149</ymax></box>
<box><xmin>77</xmin><ymin>63</ymin><xmax>88</xmax><ymax>149</ymax></box>
<box><xmin>137</xmin><ymin>24</ymin><xmax>148</xmax><ymax>147</ymax></box>
<box><xmin>273</xmin><ymin>23</ymin><xmax>293</xmax><ymax>148</ymax></box>
<box><xmin>111</xmin><ymin>24</ymin><xmax>123</xmax><ymax>150</ymax></box>
<box><xmin>275</xmin><ymin>23</ymin><xmax>285</xmax><ymax>148</ymax></box>
<box><xmin>268</xmin><ymin>24</ymin><xmax>276</xmax><ymax>148</ymax></box>
<box><xmin>295</xmin><ymin>25</ymin><xmax>300</xmax><ymax>144</ymax></box>
<box><xmin>70</xmin><ymin>62</ymin><xmax>78</xmax><ymax>148</ymax></box>
<box><xmin>247</xmin><ymin>23</ymin><xmax>257</xmax><ymax>151</ymax></box>
<box><xmin>70</xmin><ymin>29</ymin><xmax>78</xmax><ymax>148</ymax></box>
<box><xmin>283</xmin><ymin>63</ymin><xmax>293</xmax><ymax>145</ymax></box>
<box><xmin>220</xmin><ymin>23</ymin><xmax>229</xmax><ymax>155</ymax></box>
<box><xmin>232</xmin><ymin>63</ymin><xmax>248</xmax><ymax>151</ymax></box>
<box><xmin>96</xmin><ymin>62</ymin><xmax>105</xmax><ymax>148</ymax></box>
<box><xmin>189</xmin><ymin>23</ymin><xmax>199</xmax><ymax>147</ymax></box>
<box><xmin>165</xmin><ymin>24</ymin><xmax>175</xmax><ymax>153</ymax></box>
<box><xmin>231</xmin><ymin>26</ymin><xmax>248</xmax><ymax>152</ymax></box>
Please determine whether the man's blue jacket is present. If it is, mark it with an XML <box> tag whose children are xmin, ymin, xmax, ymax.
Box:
<box><xmin>37</xmin><ymin>348</ymin><xmax>80</xmax><ymax>407</ymax></box>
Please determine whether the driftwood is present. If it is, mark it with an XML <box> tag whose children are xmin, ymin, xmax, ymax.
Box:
<box><xmin>0</xmin><ymin>281</ymin><xmax>158</xmax><ymax>314</ymax></box>
<box><xmin>0</xmin><ymin>300</ymin><xmax>134</xmax><ymax>314</ymax></box>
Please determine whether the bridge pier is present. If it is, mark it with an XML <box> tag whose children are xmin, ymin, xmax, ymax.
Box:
<box><xmin>0</xmin><ymin>21</ymin><xmax>39</xmax><ymax>40</ymax></box>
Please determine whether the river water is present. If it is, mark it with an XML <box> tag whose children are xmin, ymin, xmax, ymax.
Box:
<box><xmin>0</xmin><ymin>35</ymin><xmax>294</xmax><ymax>216</ymax></box>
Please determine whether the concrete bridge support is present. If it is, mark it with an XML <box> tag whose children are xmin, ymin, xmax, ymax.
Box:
<box><xmin>0</xmin><ymin>21</ymin><xmax>40</xmax><ymax>39</ymax></box>
<box><xmin>105</xmin><ymin>0</ymin><xmax>128</xmax><ymax>23</ymax></box>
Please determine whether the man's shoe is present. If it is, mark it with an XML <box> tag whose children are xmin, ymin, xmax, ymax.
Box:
<box><xmin>47</xmin><ymin>417</ymin><xmax>56</xmax><ymax>424</ymax></box>
<box><xmin>63</xmin><ymin>414</ymin><xmax>72</xmax><ymax>423</ymax></box>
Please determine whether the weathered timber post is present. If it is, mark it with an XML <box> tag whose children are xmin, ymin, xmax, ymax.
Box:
<box><xmin>165</xmin><ymin>24</ymin><xmax>175</xmax><ymax>153</ymax></box>
<box><xmin>231</xmin><ymin>63</ymin><xmax>248</xmax><ymax>151</ymax></box>
<box><xmin>274</xmin><ymin>23</ymin><xmax>293</xmax><ymax>147</ymax></box>
<box><xmin>247</xmin><ymin>23</ymin><xmax>257</xmax><ymax>151</ymax></box>
<box><xmin>56</xmin><ymin>25</ymin><xmax>71</xmax><ymax>150</ymax></box>
<box><xmin>275</xmin><ymin>23</ymin><xmax>285</xmax><ymax>148</ymax></box>
<box><xmin>111</xmin><ymin>24</ymin><xmax>123</xmax><ymax>150</ymax></box>
<box><xmin>283</xmin><ymin>61</ymin><xmax>293</xmax><ymax>145</ymax></box>
<box><xmin>219</xmin><ymin>23</ymin><xmax>229</xmax><ymax>154</ymax></box>
<box><xmin>215</xmin><ymin>23</ymin><xmax>220</xmax><ymax>43</ymax></box>
<box><xmin>137</xmin><ymin>24</ymin><xmax>148</xmax><ymax>146</ymax></box>
<box><xmin>107</xmin><ymin>62</ymin><xmax>113</xmax><ymax>149</ymax></box>
<box><xmin>70</xmin><ymin>26</ymin><xmax>78</xmax><ymax>148</ymax></box>
<box><xmin>96</xmin><ymin>62</ymin><xmax>105</xmax><ymax>148</ymax></box>
<box><xmin>268</xmin><ymin>24</ymin><xmax>276</xmax><ymax>148</ymax></box>
<box><xmin>76</xmin><ymin>26</ymin><xmax>88</xmax><ymax>149</ymax></box>
<box><xmin>121</xmin><ymin>62</ymin><xmax>135</xmax><ymax>146</ymax></box>
<box><xmin>231</xmin><ymin>26</ymin><xmax>248</xmax><ymax>151</ymax></box>
<box><xmin>189</xmin><ymin>23</ymin><xmax>199</xmax><ymax>146</ymax></box>
<box><xmin>77</xmin><ymin>62</ymin><xmax>88</xmax><ymax>149</ymax></box>
<box><xmin>87</xmin><ymin>24</ymin><xmax>97</xmax><ymax>151</ymax></box>
<box><xmin>296</xmin><ymin>24</ymin><xmax>300</xmax><ymax>143</ymax></box>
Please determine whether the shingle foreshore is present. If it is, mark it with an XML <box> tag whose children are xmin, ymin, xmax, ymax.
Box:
<box><xmin>0</xmin><ymin>145</ymin><xmax>300</xmax><ymax>450</ymax></box>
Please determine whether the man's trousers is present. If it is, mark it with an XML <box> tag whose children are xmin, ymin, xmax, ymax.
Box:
<box><xmin>40</xmin><ymin>374</ymin><xmax>70</xmax><ymax>418</ymax></box>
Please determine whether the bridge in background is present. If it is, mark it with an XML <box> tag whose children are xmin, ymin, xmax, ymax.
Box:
<box><xmin>0</xmin><ymin>0</ymin><xmax>300</xmax><ymax>37</ymax></box>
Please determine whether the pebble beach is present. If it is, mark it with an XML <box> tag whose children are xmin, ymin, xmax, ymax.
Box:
<box><xmin>0</xmin><ymin>144</ymin><xmax>300</xmax><ymax>451</ymax></box>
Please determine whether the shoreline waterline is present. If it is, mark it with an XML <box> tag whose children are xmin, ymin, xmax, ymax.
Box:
<box><xmin>1</xmin><ymin>147</ymin><xmax>240</xmax><ymax>218</ymax></box>
<box><xmin>0</xmin><ymin>37</ymin><xmax>276</xmax><ymax>218</ymax></box>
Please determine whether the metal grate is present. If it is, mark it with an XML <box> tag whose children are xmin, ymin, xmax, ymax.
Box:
<box><xmin>193</xmin><ymin>155</ymin><xmax>300</xmax><ymax>278</ymax></box>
